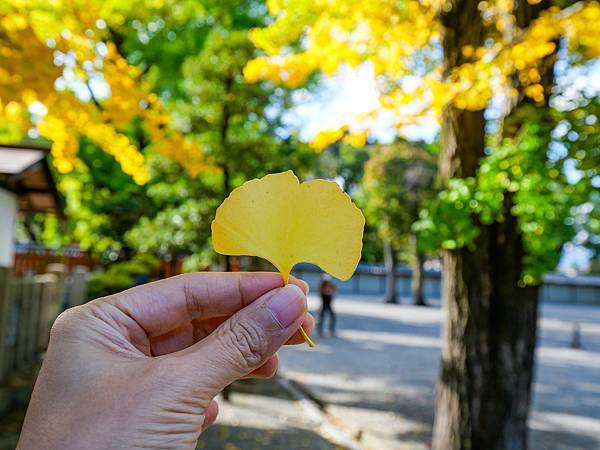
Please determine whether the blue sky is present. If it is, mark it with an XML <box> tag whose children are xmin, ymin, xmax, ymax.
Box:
<box><xmin>284</xmin><ymin>63</ymin><xmax>439</xmax><ymax>144</ymax></box>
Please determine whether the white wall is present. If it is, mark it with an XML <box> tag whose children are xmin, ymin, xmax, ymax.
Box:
<box><xmin>0</xmin><ymin>188</ymin><xmax>17</xmax><ymax>268</ymax></box>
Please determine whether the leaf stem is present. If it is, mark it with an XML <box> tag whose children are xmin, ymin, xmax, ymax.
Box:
<box><xmin>282</xmin><ymin>272</ymin><xmax>314</xmax><ymax>347</ymax></box>
<box><xmin>299</xmin><ymin>325</ymin><xmax>315</xmax><ymax>347</ymax></box>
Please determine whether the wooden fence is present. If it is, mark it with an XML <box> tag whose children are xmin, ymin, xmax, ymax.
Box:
<box><xmin>14</xmin><ymin>245</ymin><xmax>185</xmax><ymax>280</ymax></box>
<box><xmin>13</xmin><ymin>245</ymin><xmax>95</xmax><ymax>278</ymax></box>
<box><xmin>0</xmin><ymin>264</ymin><xmax>89</xmax><ymax>387</ymax></box>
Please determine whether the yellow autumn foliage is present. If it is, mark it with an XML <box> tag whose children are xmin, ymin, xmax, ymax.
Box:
<box><xmin>0</xmin><ymin>0</ymin><xmax>210</xmax><ymax>183</ymax></box>
<box><xmin>245</xmin><ymin>0</ymin><xmax>600</xmax><ymax>145</ymax></box>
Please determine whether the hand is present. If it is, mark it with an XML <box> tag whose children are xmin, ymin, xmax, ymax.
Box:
<box><xmin>17</xmin><ymin>272</ymin><xmax>313</xmax><ymax>450</ymax></box>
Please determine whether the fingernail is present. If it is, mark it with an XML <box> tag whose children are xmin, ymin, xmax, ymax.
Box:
<box><xmin>300</xmin><ymin>280</ymin><xmax>310</xmax><ymax>295</ymax></box>
<box><xmin>267</xmin><ymin>284</ymin><xmax>306</xmax><ymax>328</ymax></box>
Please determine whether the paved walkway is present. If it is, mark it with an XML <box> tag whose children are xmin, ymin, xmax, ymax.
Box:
<box><xmin>0</xmin><ymin>373</ymin><xmax>345</xmax><ymax>450</ymax></box>
<box><xmin>279</xmin><ymin>295</ymin><xmax>600</xmax><ymax>450</ymax></box>
<box><xmin>199</xmin><ymin>379</ymin><xmax>345</xmax><ymax>450</ymax></box>
<box><xmin>2</xmin><ymin>296</ymin><xmax>599</xmax><ymax>450</ymax></box>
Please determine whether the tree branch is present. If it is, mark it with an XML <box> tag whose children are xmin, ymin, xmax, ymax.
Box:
<box><xmin>86</xmin><ymin>81</ymin><xmax>103</xmax><ymax>110</ymax></box>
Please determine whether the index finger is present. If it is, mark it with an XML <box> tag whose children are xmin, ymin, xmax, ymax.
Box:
<box><xmin>100</xmin><ymin>272</ymin><xmax>308</xmax><ymax>337</ymax></box>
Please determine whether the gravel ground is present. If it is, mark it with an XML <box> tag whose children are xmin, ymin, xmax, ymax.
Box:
<box><xmin>0</xmin><ymin>373</ymin><xmax>346</xmax><ymax>450</ymax></box>
<box><xmin>2</xmin><ymin>295</ymin><xmax>598</xmax><ymax>450</ymax></box>
<box><xmin>199</xmin><ymin>379</ymin><xmax>345</xmax><ymax>450</ymax></box>
<box><xmin>279</xmin><ymin>295</ymin><xmax>600</xmax><ymax>450</ymax></box>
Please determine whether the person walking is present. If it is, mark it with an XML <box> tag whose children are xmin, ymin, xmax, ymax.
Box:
<box><xmin>318</xmin><ymin>273</ymin><xmax>337</xmax><ymax>337</ymax></box>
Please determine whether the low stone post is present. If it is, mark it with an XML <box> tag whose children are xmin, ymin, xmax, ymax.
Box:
<box><xmin>67</xmin><ymin>266</ymin><xmax>89</xmax><ymax>307</ymax></box>
<box><xmin>35</xmin><ymin>274</ymin><xmax>58</xmax><ymax>352</ymax></box>
<box><xmin>46</xmin><ymin>263</ymin><xmax>66</xmax><ymax>321</ymax></box>
<box><xmin>5</xmin><ymin>281</ymin><xmax>20</xmax><ymax>375</ymax></box>
<box><xmin>26</xmin><ymin>281</ymin><xmax>42</xmax><ymax>363</ymax></box>
<box><xmin>15</xmin><ymin>277</ymin><xmax>33</xmax><ymax>371</ymax></box>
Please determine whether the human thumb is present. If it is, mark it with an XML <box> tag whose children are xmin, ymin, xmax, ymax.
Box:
<box><xmin>175</xmin><ymin>283</ymin><xmax>307</xmax><ymax>395</ymax></box>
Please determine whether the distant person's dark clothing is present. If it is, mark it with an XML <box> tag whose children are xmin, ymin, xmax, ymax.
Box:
<box><xmin>318</xmin><ymin>278</ymin><xmax>337</xmax><ymax>336</ymax></box>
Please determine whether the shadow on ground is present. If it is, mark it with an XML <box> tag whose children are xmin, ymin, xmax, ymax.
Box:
<box><xmin>280</xmin><ymin>296</ymin><xmax>600</xmax><ymax>450</ymax></box>
<box><xmin>0</xmin><ymin>370</ymin><xmax>344</xmax><ymax>450</ymax></box>
<box><xmin>529</xmin><ymin>428</ymin><xmax>599</xmax><ymax>450</ymax></box>
<box><xmin>199</xmin><ymin>424</ymin><xmax>340</xmax><ymax>450</ymax></box>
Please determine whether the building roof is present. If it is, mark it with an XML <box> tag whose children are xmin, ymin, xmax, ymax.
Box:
<box><xmin>0</xmin><ymin>144</ymin><xmax>64</xmax><ymax>215</ymax></box>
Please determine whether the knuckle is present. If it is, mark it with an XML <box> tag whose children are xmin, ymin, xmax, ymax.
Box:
<box><xmin>219</xmin><ymin>317</ymin><xmax>267</xmax><ymax>370</ymax></box>
<box><xmin>49</xmin><ymin>306</ymin><xmax>82</xmax><ymax>339</ymax></box>
<box><xmin>181</xmin><ymin>274</ymin><xmax>205</xmax><ymax>318</ymax></box>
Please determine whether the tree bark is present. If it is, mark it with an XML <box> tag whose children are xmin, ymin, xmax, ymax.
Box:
<box><xmin>433</xmin><ymin>216</ymin><xmax>539</xmax><ymax>450</ymax></box>
<box><xmin>221</xmin><ymin>165</ymin><xmax>232</xmax><ymax>272</ymax></box>
<box><xmin>383</xmin><ymin>239</ymin><xmax>398</xmax><ymax>304</ymax></box>
<box><xmin>432</xmin><ymin>0</ymin><xmax>542</xmax><ymax>449</ymax></box>
<box><xmin>220</xmin><ymin>76</ymin><xmax>233</xmax><ymax>274</ymax></box>
<box><xmin>411</xmin><ymin>234</ymin><xmax>427</xmax><ymax>306</ymax></box>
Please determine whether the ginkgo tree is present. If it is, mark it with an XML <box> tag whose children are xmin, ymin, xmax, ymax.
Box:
<box><xmin>360</xmin><ymin>142</ymin><xmax>437</xmax><ymax>305</ymax></box>
<box><xmin>0</xmin><ymin>0</ymin><xmax>209</xmax><ymax>183</ymax></box>
<box><xmin>244</xmin><ymin>0</ymin><xmax>600</xmax><ymax>449</ymax></box>
<box><xmin>4</xmin><ymin>0</ymin><xmax>322</xmax><ymax>274</ymax></box>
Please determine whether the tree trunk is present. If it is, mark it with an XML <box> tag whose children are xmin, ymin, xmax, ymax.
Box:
<box><xmin>220</xmin><ymin>74</ymin><xmax>237</xmax><ymax>402</ymax></box>
<box><xmin>432</xmin><ymin>0</ymin><xmax>542</xmax><ymax>449</ymax></box>
<box><xmin>221</xmin><ymin>166</ymin><xmax>233</xmax><ymax>272</ymax></box>
<box><xmin>433</xmin><ymin>218</ymin><xmax>539</xmax><ymax>450</ymax></box>
<box><xmin>383</xmin><ymin>239</ymin><xmax>398</xmax><ymax>304</ymax></box>
<box><xmin>411</xmin><ymin>234</ymin><xmax>426</xmax><ymax>306</ymax></box>
<box><xmin>220</xmin><ymin>79</ymin><xmax>232</xmax><ymax>273</ymax></box>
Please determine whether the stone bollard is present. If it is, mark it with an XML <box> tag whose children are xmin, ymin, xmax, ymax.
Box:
<box><xmin>46</xmin><ymin>263</ymin><xmax>66</xmax><ymax>321</ymax></box>
<box><xmin>35</xmin><ymin>274</ymin><xmax>58</xmax><ymax>353</ymax></box>
<box><xmin>15</xmin><ymin>276</ymin><xmax>35</xmax><ymax>371</ymax></box>
<box><xmin>27</xmin><ymin>278</ymin><xmax>43</xmax><ymax>363</ymax></box>
<box><xmin>5</xmin><ymin>281</ymin><xmax>20</xmax><ymax>375</ymax></box>
<box><xmin>571</xmin><ymin>322</ymin><xmax>582</xmax><ymax>349</ymax></box>
<box><xmin>67</xmin><ymin>266</ymin><xmax>89</xmax><ymax>308</ymax></box>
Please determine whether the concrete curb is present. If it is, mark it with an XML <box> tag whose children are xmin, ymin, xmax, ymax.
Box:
<box><xmin>276</xmin><ymin>373</ymin><xmax>364</xmax><ymax>450</ymax></box>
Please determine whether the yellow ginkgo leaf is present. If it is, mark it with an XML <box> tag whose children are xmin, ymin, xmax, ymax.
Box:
<box><xmin>211</xmin><ymin>170</ymin><xmax>365</xmax><ymax>284</ymax></box>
